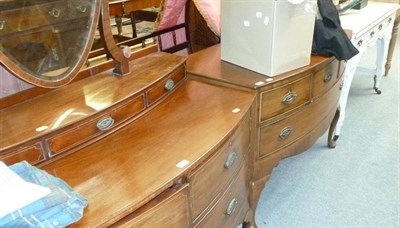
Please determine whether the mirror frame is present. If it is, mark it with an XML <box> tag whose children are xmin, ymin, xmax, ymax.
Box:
<box><xmin>0</xmin><ymin>0</ymin><xmax>102</xmax><ymax>88</ymax></box>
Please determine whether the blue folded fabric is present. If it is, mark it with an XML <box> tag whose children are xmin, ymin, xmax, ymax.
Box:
<box><xmin>0</xmin><ymin>161</ymin><xmax>88</xmax><ymax>228</ymax></box>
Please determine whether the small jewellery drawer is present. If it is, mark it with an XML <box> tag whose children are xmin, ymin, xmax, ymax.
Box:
<box><xmin>189</xmin><ymin>117</ymin><xmax>250</xmax><ymax>220</ymax></box>
<box><xmin>0</xmin><ymin>143</ymin><xmax>44</xmax><ymax>165</ymax></box>
<box><xmin>313</xmin><ymin>59</ymin><xmax>339</xmax><ymax>98</ymax></box>
<box><xmin>111</xmin><ymin>184</ymin><xmax>190</xmax><ymax>228</ymax></box>
<box><xmin>48</xmin><ymin>94</ymin><xmax>145</xmax><ymax>155</ymax></box>
<box><xmin>196</xmin><ymin>166</ymin><xmax>249</xmax><ymax>228</ymax></box>
<box><xmin>260</xmin><ymin>75</ymin><xmax>311</xmax><ymax>122</ymax></box>
<box><xmin>146</xmin><ymin>65</ymin><xmax>186</xmax><ymax>106</ymax></box>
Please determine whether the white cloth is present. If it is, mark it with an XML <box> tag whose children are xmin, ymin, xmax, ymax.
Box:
<box><xmin>0</xmin><ymin>161</ymin><xmax>50</xmax><ymax>219</ymax></box>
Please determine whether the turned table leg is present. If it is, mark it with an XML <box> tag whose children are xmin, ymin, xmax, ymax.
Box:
<box><xmin>384</xmin><ymin>9</ymin><xmax>400</xmax><ymax>76</ymax></box>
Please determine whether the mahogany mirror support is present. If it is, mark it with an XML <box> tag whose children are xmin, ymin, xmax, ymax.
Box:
<box><xmin>98</xmin><ymin>0</ymin><xmax>130</xmax><ymax>75</ymax></box>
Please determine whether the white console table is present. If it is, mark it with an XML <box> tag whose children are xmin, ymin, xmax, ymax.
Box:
<box><xmin>335</xmin><ymin>2</ymin><xmax>400</xmax><ymax>138</ymax></box>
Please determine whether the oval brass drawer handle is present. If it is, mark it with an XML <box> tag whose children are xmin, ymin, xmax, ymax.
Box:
<box><xmin>164</xmin><ymin>79</ymin><xmax>175</xmax><ymax>91</ymax></box>
<box><xmin>76</xmin><ymin>5</ymin><xmax>87</xmax><ymax>13</ymax></box>
<box><xmin>49</xmin><ymin>8</ymin><xmax>61</xmax><ymax>18</ymax></box>
<box><xmin>324</xmin><ymin>72</ymin><xmax>333</xmax><ymax>83</ymax></box>
<box><xmin>224</xmin><ymin>151</ymin><xmax>237</xmax><ymax>169</ymax></box>
<box><xmin>96</xmin><ymin>116</ymin><xmax>115</xmax><ymax>131</ymax></box>
<box><xmin>279</xmin><ymin>127</ymin><xmax>293</xmax><ymax>139</ymax></box>
<box><xmin>0</xmin><ymin>20</ymin><xmax>5</xmax><ymax>31</ymax></box>
<box><xmin>282</xmin><ymin>91</ymin><xmax>298</xmax><ymax>105</ymax></box>
<box><xmin>225</xmin><ymin>198</ymin><xmax>238</xmax><ymax>216</ymax></box>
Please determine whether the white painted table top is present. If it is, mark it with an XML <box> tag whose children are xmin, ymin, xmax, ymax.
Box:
<box><xmin>340</xmin><ymin>2</ymin><xmax>399</xmax><ymax>38</ymax></box>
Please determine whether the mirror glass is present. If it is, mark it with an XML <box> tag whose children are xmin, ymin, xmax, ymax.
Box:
<box><xmin>0</xmin><ymin>0</ymin><xmax>100</xmax><ymax>87</ymax></box>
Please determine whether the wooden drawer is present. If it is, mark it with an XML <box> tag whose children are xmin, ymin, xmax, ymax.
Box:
<box><xmin>259</xmin><ymin>76</ymin><xmax>342</xmax><ymax>158</ymax></box>
<box><xmin>353</xmin><ymin>13</ymin><xmax>395</xmax><ymax>50</ymax></box>
<box><xmin>0</xmin><ymin>1</ymin><xmax>67</xmax><ymax>35</ymax></box>
<box><xmin>260</xmin><ymin>75</ymin><xmax>311</xmax><ymax>122</ymax></box>
<box><xmin>111</xmin><ymin>184</ymin><xmax>190</xmax><ymax>228</ymax></box>
<box><xmin>48</xmin><ymin>94</ymin><xmax>145</xmax><ymax>155</ymax></box>
<box><xmin>146</xmin><ymin>65</ymin><xmax>186</xmax><ymax>106</ymax></box>
<box><xmin>195</xmin><ymin>165</ymin><xmax>249</xmax><ymax>228</ymax></box>
<box><xmin>0</xmin><ymin>143</ymin><xmax>44</xmax><ymax>165</ymax></box>
<box><xmin>313</xmin><ymin>59</ymin><xmax>339</xmax><ymax>98</ymax></box>
<box><xmin>189</xmin><ymin>117</ymin><xmax>250</xmax><ymax>220</ymax></box>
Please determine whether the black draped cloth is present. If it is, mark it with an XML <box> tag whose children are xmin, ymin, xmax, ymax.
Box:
<box><xmin>312</xmin><ymin>0</ymin><xmax>359</xmax><ymax>60</ymax></box>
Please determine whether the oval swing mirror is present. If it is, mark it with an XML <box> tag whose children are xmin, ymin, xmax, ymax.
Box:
<box><xmin>0</xmin><ymin>0</ymin><xmax>101</xmax><ymax>88</ymax></box>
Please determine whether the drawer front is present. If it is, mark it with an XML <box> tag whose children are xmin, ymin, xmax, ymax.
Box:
<box><xmin>313</xmin><ymin>59</ymin><xmax>339</xmax><ymax>98</ymax></box>
<box><xmin>189</xmin><ymin>116</ymin><xmax>250</xmax><ymax>220</ymax></box>
<box><xmin>0</xmin><ymin>143</ymin><xmax>44</xmax><ymax>165</ymax></box>
<box><xmin>260</xmin><ymin>75</ymin><xmax>311</xmax><ymax>122</ymax></box>
<box><xmin>196</xmin><ymin>165</ymin><xmax>249</xmax><ymax>228</ymax></box>
<box><xmin>111</xmin><ymin>184</ymin><xmax>190</xmax><ymax>228</ymax></box>
<box><xmin>146</xmin><ymin>65</ymin><xmax>186</xmax><ymax>106</ymax></box>
<box><xmin>0</xmin><ymin>1</ymin><xmax>91</xmax><ymax>36</ymax></box>
<box><xmin>48</xmin><ymin>94</ymin><xmax>145</xmax><ymax>155</ymax></box>
<box><xmin>353</xmin><ymin>26</ymin><xmax>375</xmax><ymax>50</ymax></box>
<box><xmin>259</xmin><ymin>76</ymin><xmax>341</xmax><ymax>158</ymax></box>
<box><xmin>353</xmin><ymin>13</ymin><xmax>395</xmax><ymax>50</ymax></box>
<box><xmin>0</xmin><ymin>1</ymin><xmax>65</xmax><ymax>35</ymax></box>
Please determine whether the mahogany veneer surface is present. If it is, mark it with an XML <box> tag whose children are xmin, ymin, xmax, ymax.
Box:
<box><xmin>0</xmin><ymin>53</ymin><xmax>186</xmax><ymax>152</ymax></box>
<box><xmin>186</xmin><ymin>44</ymin><xmax>343</xmax><ymax>222</ymax></box>
<box><xmin>186</xmin><ymin>44</ymin><xmax>333</xmax><ymax>89</ymax></box>
<box><xmin>1</xmin><ymin>43</ymin><xmax>343</xmax><ymax>227</ymax></box>
<box><xmin>39</xmin><ymin>78</ymin><xmax>255</xmax><ymax>227</ymax></box>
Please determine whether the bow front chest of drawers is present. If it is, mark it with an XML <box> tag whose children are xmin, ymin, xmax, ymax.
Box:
<box><xmin>1</xmin><ymin>45</ymin><xmax>342</xmax><ymax>227</ymax></box>
<box><xmin>187</xmin><ymin>44</ymin><xmax>344</xmax><ymax>215</ymax></box>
